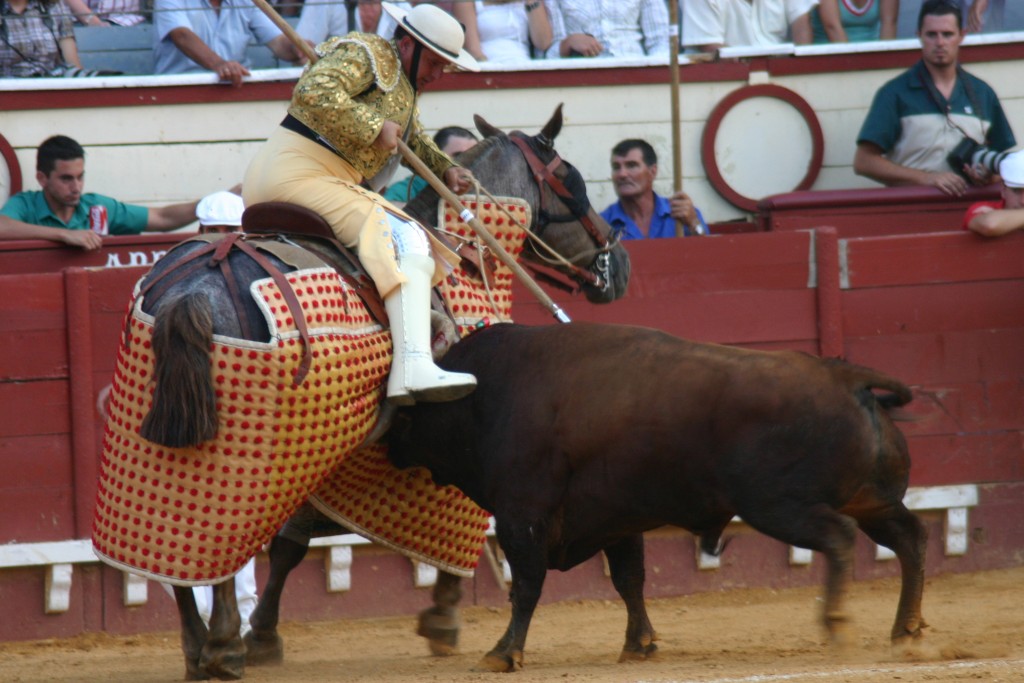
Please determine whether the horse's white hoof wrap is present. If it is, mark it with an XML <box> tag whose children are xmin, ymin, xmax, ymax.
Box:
<box><xmin>386</xmin><ymin>253</ymin><xmax>476</xmax><ymax>406</ymax></box>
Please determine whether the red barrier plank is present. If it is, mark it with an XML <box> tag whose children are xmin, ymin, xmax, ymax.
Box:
<box><xmin>0</xmin><ymin>330</ymin><xmax>68</xmax><ymax>381</ymax></box>
<box><xmin>0</xmin><ymin>273</ymin><xmax>65</xmax><ymax>330</ymax></box>
<box><xmin>906</xmin><ymin>432</ymin><xmax>1024</xmax><ymax>487</ymax></box>
<box><xmin>0</xmin><ymin>235</ymin><xmax>183</xmax><ymax>275</ymax></box>
<box><xmin>846</xmin><ymin>328</ymin><xmax>1024</xmax><ymax>384</ymax></box>
<box><xmin>897</xmin><ymin>380</ymin><xmax>1023</xmax><ymax>435</ymax></box>
<box><xmin>843</xmin><ymin>231</ymin><xmax>1024</xmax><ymax>288</ymax></box>
<box><xmin>0</xmin><ymin>488</ymin><xmax>76</xmax><ymax>541</ymax></box>
<box><xmin>841</xmin><ymin>281</ymin><xmax>1024</xmax><ymax>336</ymax></box>
<box><xmin>0</xmin><ymin>380</ymin><xmax>70</xmax><ymax>437</ymax></box>
<box><xmin>622</xmin><ymin>230</ymin><xmax>813</xmax><ymax>293</ymax></box>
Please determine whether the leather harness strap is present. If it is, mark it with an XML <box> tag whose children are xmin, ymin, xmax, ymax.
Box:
<box><xmin>136</xmin><ymin>234</ymin><xmax>315</xmax><ymax>386</ymax></box>
<box><xmin>229</xmin><ymin>238</ymin><xmax>315</xmax><ymax>386</ymax></box>
<box><xmin>510</xmin><ymin>135</ymin><xmax>608</xmax><ymax>249</ymax></box>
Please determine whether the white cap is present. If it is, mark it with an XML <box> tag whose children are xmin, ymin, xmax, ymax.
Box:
<box><xmin>1000</xmin><ymin>149</ymin><xmax>1024</xmax><ymax>188</ymax></box>
<box><xmin>196</xmin><ymin>191</ymin><xmax>245</xmax><ymax>227</ymax></box>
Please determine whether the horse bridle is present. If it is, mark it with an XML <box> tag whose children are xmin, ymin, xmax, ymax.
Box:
<box><xmin>509</xmin><ymin>133</ymin><xmax>614</xmax><ymax>292</ymax></box>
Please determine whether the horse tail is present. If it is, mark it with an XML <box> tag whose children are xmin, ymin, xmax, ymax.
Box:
<box><xmin>825</xmin><ymin>359</ymin><xmax>913</xmax><ymax>412</ymax></box>
<box><xmin>139</xmin><ymin>292</ymin><xmax>219</xmax><ymax>448</ymax></box>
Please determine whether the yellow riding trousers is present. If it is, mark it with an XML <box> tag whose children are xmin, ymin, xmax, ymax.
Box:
<box><xmin>243</xmin><ymin>127</ymin><xmax>459</xmax><ymax>298</ymax></box>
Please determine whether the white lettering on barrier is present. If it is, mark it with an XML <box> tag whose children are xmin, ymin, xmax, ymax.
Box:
<box><xmin>103</xmin><ymin>250</ymin><xmax>167</xmax><ymax>269</ymax></box>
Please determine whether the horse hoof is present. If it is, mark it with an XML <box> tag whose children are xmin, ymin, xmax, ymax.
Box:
<box><xmin>200</xmin><ymin>650</ymin><xmax>246</xmax><ymax>681</ymax></box>
<box><xmin>416</xmin><ymin>608</ymin><xmax>459</xmax><ymax>656</ymax></box>
<box><xmin>618</xmin><ymin>641</ymin><xmax>658</xmax><ymax>663</ymax></box>
<box><xmin>472</xmin><ymin>651</ymin><xmax>521</xmax><ymax>673</ymax></box>
<box><xmin>243</xmin><ymin>631</ymin><xmax>284</xmax><ymax>666</ymax></box>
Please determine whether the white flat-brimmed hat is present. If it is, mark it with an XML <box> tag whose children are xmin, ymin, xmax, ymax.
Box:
<box><xmin>196</xmin><ymin>191</ymin><xmax>245</xmax><ymax>227</ymax></box>
<box><xmin>1000</xmin><ymin>149</ymin><xmax>1024</xmax><ymax>188</ymax></box>
<box><xmin>382</xmin><ymin>2</ymin><xmax>479</xmax><ymax>72</ymax></box>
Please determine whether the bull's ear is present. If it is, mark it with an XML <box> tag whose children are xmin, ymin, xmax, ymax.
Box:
<box><xmin>474</xmin><ymin>114</ymin><xmax>504</xmax><ymax>138</ymax></box>
<box><xmin>539</xmin><ymin>103</ymin><xmax>564</xmax><ymax>143</ymax></box>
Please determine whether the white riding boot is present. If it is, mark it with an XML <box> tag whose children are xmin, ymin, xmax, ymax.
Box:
<box><xmin>385</xmin><ymin>252</ymin><xmax>476</xmax><ymax>405</ymax></box>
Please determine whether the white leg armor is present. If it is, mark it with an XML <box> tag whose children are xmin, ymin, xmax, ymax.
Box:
<box><xmin>385</xmin><ymin>215</ymin><xmax>476</xmax><ymax>405</ymax></box>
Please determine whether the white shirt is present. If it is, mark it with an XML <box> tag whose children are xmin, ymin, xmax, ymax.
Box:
<box><xmin>295</xmin><ymin>0</ymin><xmax>366</xmax><ymax>44</ymax></box>
<box><xmin>545</xmin><ymin>0</ymin><xmax>670</xmax><ymax>59</ymax></box>
<box><xmin>476</xmin><ymin>1</ymin><xmax>533</xmax><ymax>64</ymax></box>
<box><xmin>682</xmin><ymin>0</ymin><xmax>819</xmax><ymax>49</ymax></box>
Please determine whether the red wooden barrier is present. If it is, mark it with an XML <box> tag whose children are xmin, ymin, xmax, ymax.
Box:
<box><xmin>1</xmin><ymin>227</ymin><xmax>1021</xmax><ymax>642</ymax></box>
<box><xmin>757</xmin><ymin>185</ymin><xmax>1001</xmax><ymax>237</ymax></box>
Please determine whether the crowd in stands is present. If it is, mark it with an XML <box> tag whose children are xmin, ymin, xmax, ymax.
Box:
<box><xmin>3</xmin><ymin>1</ymin><xmax>1024</xmax><ymax>79</ymax></box>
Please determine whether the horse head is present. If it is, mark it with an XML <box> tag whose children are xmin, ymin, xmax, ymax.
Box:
<box><xmin>407</xmin><ymin>105</ymin><xmax>630</xmax><ymax>304</ymax></box>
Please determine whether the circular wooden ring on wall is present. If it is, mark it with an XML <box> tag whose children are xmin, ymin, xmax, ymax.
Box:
<box><xmin>0</xmin><ymin>133</ymin><xmax>22</xmax><ymax>197</ymax></box>
<box><xmin>701</xmin><ymin>84</ymin><xmax>824</xmax><ymax>213</ymax></box>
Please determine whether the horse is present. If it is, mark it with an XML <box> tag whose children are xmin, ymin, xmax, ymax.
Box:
<box><xmin>387</xmin><ymin>322</ymin><xmax>927</xmax><ymax>671</ymax></box>
<box><xmin>90</xmin><ymin>105</ymin><xmax>630</xmax><ymax>681</ymax></box>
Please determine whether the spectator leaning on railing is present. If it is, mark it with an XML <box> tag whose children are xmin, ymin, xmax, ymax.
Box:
<box><xmin>454</xmin><ymin>0</ymin><xmax>554</xmax><ymax>64</ymax></box>
<box><xmin>62</xmin><ymin>0</ymin><xmax>146</xmax><ymax>26</ymax></box>
<box><xmin>0</xmin><ymin>0</ymin><xmax>88</xmax><ymax>76</ymax></box>
<box><xmin>811</xmin><ymin>0</ymin><xmax>898</xmax><ymax>43</ymax></box>
<box><xmin>153</xmin><ymin>0</ymin><xmax>313</xmax><ymax>86</ymax></box>
<box><xmin>682</xmin><ymin>0</ymin><xmax>819</xmax><ymax>52</ymax></box>
<box><xmin>545</xmin><ymin>0</ymin><xmax>669</xmax><ymax>59</ymax></box>
<box><xmin>853</xmin><ymin>0</ymin><xmax>1016</xmax><ymax>196</ymax></box>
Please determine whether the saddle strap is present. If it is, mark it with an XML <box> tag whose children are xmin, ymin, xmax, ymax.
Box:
<box><xmin>229</xmin><ymin>238</ymin><xmax>315</xmax><ymax>386</ymax></box>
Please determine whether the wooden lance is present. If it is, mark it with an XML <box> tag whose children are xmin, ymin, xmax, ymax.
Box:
<box><xmin>250</xmin><ymin>0</ymin><xmax>572</xmax><ymax>323</ymax></box>
<box><xmin>668</xmin><ymin>0</ymin><xmax>685</xmax><ymax>237</ymax></box>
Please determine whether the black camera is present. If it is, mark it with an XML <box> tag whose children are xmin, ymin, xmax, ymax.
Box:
<box><xmin>946</xmin><ymin>137</ymin><xmax>1010</xmax><ymax>178</ymax></box>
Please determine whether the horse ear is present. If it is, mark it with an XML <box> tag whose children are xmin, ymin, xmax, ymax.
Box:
<box><xmin>473</xmin><ymin>114</ymin><xmax>504</xmax><ymax>139</ymax></box>
<box><xmin>539</xmin><ymin>103</ymin><xmax>564</xmax><ymax>144</ymax></box>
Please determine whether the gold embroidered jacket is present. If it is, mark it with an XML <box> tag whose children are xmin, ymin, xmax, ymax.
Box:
<box><xmin>288</xmin><ymin>33</ymin><xmax>455</xmax><ymax>181</ymax></box>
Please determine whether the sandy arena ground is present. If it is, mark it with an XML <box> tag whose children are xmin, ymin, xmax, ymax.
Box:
<box><xmin>1</xmin><ymin>566</ymin><xmax>1022</xmax><ymax>683</ymax></box>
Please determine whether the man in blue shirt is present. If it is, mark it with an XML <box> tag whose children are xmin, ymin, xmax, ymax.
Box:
<box><xmin>1</xmin><ymin>135</ymin><xmax>210</xmax><ymax>250</ymax></box>
<box><xmin>600</xmin><ymin>138</ymin><xmax>708</xmax><ymax>239</ymax></box>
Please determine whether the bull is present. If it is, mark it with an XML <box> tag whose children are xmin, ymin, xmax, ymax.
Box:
<box><xmin>388</xmin><ymin>322</ymin><xmax>928</xmax><ymax>672</ymax></box>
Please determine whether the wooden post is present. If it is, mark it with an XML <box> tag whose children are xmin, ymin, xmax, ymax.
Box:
<box><xmin>669</xmin><ymin>0</ymin><xmax>685</xmax><ymax>237</ymax></box>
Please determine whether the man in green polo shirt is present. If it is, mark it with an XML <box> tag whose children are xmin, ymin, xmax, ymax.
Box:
<box><xmin>1</xmin><ymin>135</ymin><xmax>209</xmax><ymax>250</ymax></box>
<box><xmin>853</xmin><ymin>0</ymin><xmax>1016</xmax><ymax>197</ymax></box>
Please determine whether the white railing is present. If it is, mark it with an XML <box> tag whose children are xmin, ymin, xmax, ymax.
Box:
<box><xmin>0</xmin><ymin>484</ymin><xmax>980</xmax><ymax>613</ymax></box>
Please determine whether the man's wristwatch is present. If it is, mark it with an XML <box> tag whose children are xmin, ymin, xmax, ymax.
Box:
<box><xmin>525</xmin><ymin>1</ymin><xmax>541</xmax><ymax>13</ymax></box>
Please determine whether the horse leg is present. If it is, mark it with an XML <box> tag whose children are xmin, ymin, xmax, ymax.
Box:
<box><xmin>474</xmin><ymin>520</ymin><xmax>548</xmax><ymax>672</ymax></box>
<box><xmin>604</xmin><ymin>534</ymin><xmax>657</xmax><ymax>662</ymax></box>
<box><xmin>416</xmin><ymin>570</ymin><xmax>463</xmax><ymax>656</ymax></box>
<box><xmin>244</xmin><ymin>534</ymin><xmax>308</xmax><ymax>665</ymax></box>
<box><xmin>198</xmin><ymin>578</ymin><xmax>246</xmax><ymax>680</ymax></box>
<box><xmin>853</xmin><ymin>503</ymin><xmax>929</xmax><ymax>643</ymax></box>
<box><xmin>174</xmin><ymin>585</ymin><xmax>210</xmax><ymax>681</ymax></box>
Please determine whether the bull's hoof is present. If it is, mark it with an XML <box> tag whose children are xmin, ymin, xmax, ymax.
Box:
<box><xmin>416</xmin><ymin>607</ymin><xmax>460</xmax><ymax>656</ymax></box>
<box><xmin>618</xmin><ymin>641</ymin><xmax>658</xmax><ymax>662</ymax></box>
<box><xmin>472</xmin><ymin>650</ymin><xmax>523</xmax><ymax>672</ymax></box>
<box><xmin>243</xmin><ymin>631</ymin><xmax>284</xmax><ymax>666</ymax></box>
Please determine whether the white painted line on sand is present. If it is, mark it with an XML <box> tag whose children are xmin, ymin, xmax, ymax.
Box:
<box><xmin>633</xmin><ymin>657</ymin><xmax>1024</xmax><ymax>683</ymax></box>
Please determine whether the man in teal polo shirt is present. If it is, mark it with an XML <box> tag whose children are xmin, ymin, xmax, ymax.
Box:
<box><xmin>1</xmin><ymin>135</ymin><xmax>208</xmax><ymax>250</ymax></box>
<box><xmin>853</xmin><ymin>0</ymin><xmax>1015</xmax><ymax>197</ymax></box>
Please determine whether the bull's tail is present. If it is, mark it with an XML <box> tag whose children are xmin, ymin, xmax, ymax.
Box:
<box><xmin>825</xmin><ymin>359</ymin><xmax>913</xmax><ymax>411</ymax></box>
<box><xmin>139</xmin><ymin>292</ymin><xmax>219</xmax><ymax>448</ymax></box>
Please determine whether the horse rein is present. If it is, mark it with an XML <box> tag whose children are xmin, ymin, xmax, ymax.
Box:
<box><xmin>508</xmin><ymin>134</ymin><xmax>615</xmax><ymax>292</ymax></box>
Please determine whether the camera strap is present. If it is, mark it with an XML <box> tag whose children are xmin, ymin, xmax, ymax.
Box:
<box><xmin>915</xmin><ymin>61</ymin><xmax>987</xmax><ymax>144</ymax></box>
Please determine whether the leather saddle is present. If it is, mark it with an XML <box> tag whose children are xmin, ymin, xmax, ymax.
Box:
<box><xmin>242</xmin><ymin>202</ymin><xmax>388</xmax><ymax>327</ymax></box>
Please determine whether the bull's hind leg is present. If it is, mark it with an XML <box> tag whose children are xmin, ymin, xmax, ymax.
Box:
<box><xmin>743</xmin><ymin>502</ymin><xmax>858</xmax><ymax>643</ymax></box>
<box><xmin>604</xmin><ymin>534</ymin><xmax>658</xmax><ymax>662</ymax></box>
<box><xmin>199</xmin><ymin>578</ymin><xmax>246</xmax><ymax>680</ymax></box>
<box><xmin>853</xmin><ymin>503</ymin><xmax>928</xmax><ymax>643</ymax></box>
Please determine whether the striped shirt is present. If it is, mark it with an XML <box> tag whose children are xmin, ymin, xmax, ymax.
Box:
<box><xmin>545</xmin><ymin>0</ymin><xmax>670</xmax><ymax>58</ymax></box>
